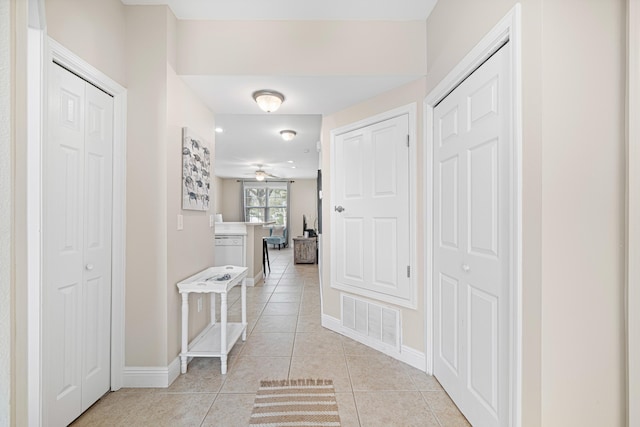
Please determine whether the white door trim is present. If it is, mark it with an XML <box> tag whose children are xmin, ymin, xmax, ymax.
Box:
<box><xmin>627</xmin><ymin>0</ymin><xmax>640</xmax><ymax>425</ymax></box>
<box><xmin>27</xmin><ymin>35</ymin><xmax>127</xmax><ymax>424</ymax></box>
<box><xmin>329</xmin><ymin>103</ymin><xmax>418</xmax><ymax>309</ymax></box>
<box><xmin>423</xmin><ymin>5</ymin><xmax>522</xmax><ymax>426</ymax></box>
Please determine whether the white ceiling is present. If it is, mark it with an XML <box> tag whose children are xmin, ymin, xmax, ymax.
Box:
<box><xmin>121</xmin><ymin>0</ymin><xmax>438</xmax><ymax>21</ymax></box>
<box><xmin>121</xmin><ymin>0</ymin><xmax>437</xmax><ymax>180</ymax></box>
<box><xmin>181</xmin><ymin>75</ymin><xmax>423</xmax><ymax>116</ymax></box>
<box><xmin>214</xmin><ymin>114</ymin><xmax>322</xmax><ymax>180</ymax></box>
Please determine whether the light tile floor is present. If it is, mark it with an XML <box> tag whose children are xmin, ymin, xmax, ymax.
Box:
<box><xmin>72</xmin><ymin>247</ymin><xmax>470</xmax><ymax>427</ymax></box>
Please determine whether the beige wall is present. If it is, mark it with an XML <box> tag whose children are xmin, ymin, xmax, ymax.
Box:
<box><xmin>177</xmin><ymin>20</ymin><xmax>426</xmax><ymax>76</ymax></box>
<box><xmin>12</xmin><ymin>0</ymin><xmax>32</xmax><ymax>423</ymax></box>
<box><xmin>321</xmin><ymin>78</ymin><xmax>426</xmax><ymax>351</ymax></box>
<box><xmin>426</xmin><ymin>0</ymin><xmax>626</xmax><ymax>424</ymax></box>
<box><xmin>213</xmin><ymin>176</ymin><xmax>223</xmax><ymax>218</ymax></box>
<box><xmin>289</xmin><ymin>179</ymin><xmax>318</xmax><ymax>240</ymax></box>
<box><xmin>165</xmin><ymin>61</ymin><xmax>216</xmax><ymax>362</ymax></box>
<box><xmin>1</xmin><ymin>0</ymin><xmax>12</xmax><ymax>423</ymax></box>
<box><xmin>45</xmin><ymin>0</ymin><xmax>126</xmax><ymax>86</ymax></box>
<box><xmin>539</xmin><ymin>1</ymin><xmax>625</xmax><ymax>424</ymax></box>
<box><xmin>123</xmin><ymin>6</ymin><xmax>170</xmax><ymax>367</ymax></box>
<box><xmin>219</xmin><ymin>179</ymin><xmax>243</xmax><ymax>222</ymax></box>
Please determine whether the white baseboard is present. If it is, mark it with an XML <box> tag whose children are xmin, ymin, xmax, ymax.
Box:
<box><xmin>245</xmin><ymin>269</ymin><xmax>263</xmax><ymax>287</ymax></box>
<box><xmin>321</xmin><ymin>314</ymin><xmax>426</xmax><ymax>372</ymax></box>
<box><xmin>123</xmin><ymin>357</ymin><xmax>181</xmax><ymax>388</ymax></box>
<box><xmin>168</xmin><ymin>356</ymin><xmax>181</xmax><ymax>385</ymax></box>
<box><xmin>123</xmin><ymin>324</ymin><xmax>218</xmax><ymax>388</ymax></box>
<box><xmin>399</xmin><ymin>344</ymin><xmax>427</xmax><ymax>371</ymax></box>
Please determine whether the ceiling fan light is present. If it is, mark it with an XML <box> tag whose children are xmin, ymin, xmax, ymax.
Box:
<box><xmin>280</xmin><ymin>130</ymin><xmax>297</xmax><ymax>141</ymax></box>
<box><xmin>255</xmin><ymin>170</ymin><xmax>267</xmax><ymax>181</ymax></box>
<box><xmin>252</xmin><ymin>90</ymin><xmax>285</xmax><ymax>113</ymax></box>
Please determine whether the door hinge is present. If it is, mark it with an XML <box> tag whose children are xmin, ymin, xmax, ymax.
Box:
<box><xmin>406</xmin><ymin>134</ymin><xmax>410</xmax><ymax>147</ymax></box>
<box><xmin>407</xmin><ymin>265</ymin><xmax>411</xmax><ymax>278</ymax></box>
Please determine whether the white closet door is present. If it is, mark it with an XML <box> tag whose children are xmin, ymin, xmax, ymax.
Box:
<box><xmin>44</xmin><ymin>63</ymin><xmax>113</xmax><ymax>426</ymax></box>
<box><xmin>333</xmin><ymin>115</ymin><xmax>411</xmax><ymax>302</ymax></box>
<box><xmin>81</xmin><ymin>77</ymin><xmax>113</xmax><ymax>412</ymax></box>
<box><xmin>433</xmin><ymin>45</ymin><xmax>511</xmax><ymax>426</ymax></box>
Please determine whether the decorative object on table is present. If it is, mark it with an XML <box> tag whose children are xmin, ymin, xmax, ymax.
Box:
<box><xmin>250</xmin><ymin>379</ymin><xmax>340</xmax><ymax>426</ymax></box>
<box><xmin>181</xmin><ymin>127</ymin><xmax>211</xmax><ymax>211</ymax></box>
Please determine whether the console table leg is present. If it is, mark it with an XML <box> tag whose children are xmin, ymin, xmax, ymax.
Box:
<box><xmin>180</xmin><ymin>293</ymin><xmax>189</xmax><ymax>374</ymax></box>
<box><xmin>210</xmin><ymin>293</ymin><xmax>216</xmax><ymax>326</ymax></box>
<box><xmin>241</xmin><ymin>280</ymin><xmax>247</xmax><ymax>341</ymax></box>
<box><xmin>220</xmin><ymin>292</ymin><xmax>228</xmax><ymax>375</ymax></box>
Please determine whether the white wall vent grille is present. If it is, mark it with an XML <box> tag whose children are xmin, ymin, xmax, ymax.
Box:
<box><xmin>341</xmin><ymin>294</ymin><xmax>400</xmax><ymax>350</ymax></box>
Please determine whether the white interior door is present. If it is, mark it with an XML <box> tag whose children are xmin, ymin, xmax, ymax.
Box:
<box><xmin>433</xmin><ymin>45</ymin><xmax>511</xmax><ymax>426</ymax></box>
<box><xmin>44</xmin><ymin>63</ymin><xmax>113</xmax><ymax>426</ymax></box>
<box><xmin>333</xmin><ymin>115</ymin><xmax>411</xmax><ymax>302</ymax></box>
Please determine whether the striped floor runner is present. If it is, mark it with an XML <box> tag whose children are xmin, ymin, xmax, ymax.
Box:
<box><xmin>249</xmin><ymin>379</ymin><xmax>341</xmax><ymax>427</ymax></box>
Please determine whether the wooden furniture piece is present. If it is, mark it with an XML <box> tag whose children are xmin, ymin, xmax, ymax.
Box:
<box><xmin>177</xmin><ymin>265</ymin><xmax>248</xmax><ymax>375</ymax></box>
<box><xmin>293</xmin><ymin>237</ymin><xmax>317</xmax><ymax>264</ymax></box>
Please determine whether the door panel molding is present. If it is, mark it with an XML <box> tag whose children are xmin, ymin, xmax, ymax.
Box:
<box><xmin>424</xmin><ymin>5</ymin><xmax>522</xmax><ymax>426</ymax></box>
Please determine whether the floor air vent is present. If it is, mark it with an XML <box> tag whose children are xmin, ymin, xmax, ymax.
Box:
<box><xmin>341</xmin><ymin>294</ymin><xmax>400</xmax><ymax>350</ymax></box>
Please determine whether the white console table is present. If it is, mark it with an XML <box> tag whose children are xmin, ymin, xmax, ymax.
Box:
<box><xmin>177</xmin><ymin>265</ymin><xmax>248</xmax><ymax>375</ymax></box>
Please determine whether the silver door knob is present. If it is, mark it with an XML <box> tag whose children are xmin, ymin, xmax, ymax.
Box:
<box><xmin>334</xmin><ymin>205</ymin><xmax>345</xmax><ymax>213</ymax></box>
<box><xmin>86</xmin><ymin>264</ymin><xmax>94</xmax><ymax>271</ymax></box>
<box><xmin>461</xmin><ymin>264</ymin><xmax>470</xmax><ymax>272</ymax></box>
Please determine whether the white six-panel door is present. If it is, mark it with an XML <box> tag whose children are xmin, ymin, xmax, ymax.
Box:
<box><xmin>44</xmin><ymin>63</ymin><xmax>113</xmax><ymax>426</ymax></box>
<box><xmin>433</xmin><ymin>45</ymin><xmax>511</xmax><ymax>426</ymax></box>
<box><xmin>333</xmin><ymin>115</ymin><xmax>411</xmax><ymax>303</ymax></box>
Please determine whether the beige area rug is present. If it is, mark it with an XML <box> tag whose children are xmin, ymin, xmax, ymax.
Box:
<box><xmin>250</xmin><ymin>379</ymin><xmax>341</xmax><ymax>427</ymax></box>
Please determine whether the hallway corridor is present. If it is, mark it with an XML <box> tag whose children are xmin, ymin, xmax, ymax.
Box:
<box><xmin>72</xmin><ymin>248</ymin><xmax>469</xmax><ymax>426</ymax></box>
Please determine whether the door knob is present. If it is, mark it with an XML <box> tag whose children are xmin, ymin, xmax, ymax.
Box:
<box><xmin>334</xmin><ymin>205</ymin><xmax>345</xmax><ymax>213</ymax></box>
<box><xmin>461</xmin><ymin>264</ymin><xmax>470</xmax><ymax>272</ymax></box>
<box><xmin>86</xmin><ymin>264</ymin><xmax>94</xmax><ymax>271</ymax></box>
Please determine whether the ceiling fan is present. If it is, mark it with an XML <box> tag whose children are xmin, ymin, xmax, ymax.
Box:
<box><xmin>251</xmin><ymin>164</ymin><xmax>280</xmax><ymax>181</ymax></box>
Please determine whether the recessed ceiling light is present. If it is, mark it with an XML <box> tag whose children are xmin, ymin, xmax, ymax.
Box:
<box><xmin>215</xmin><ymin>127</ymin><xmax>224</xmax><ymax>133</ymax></box>
<box><xmin>287</xmin><ymin>160</ymin><xmax>294</xmax><ymax>163</ymax></box>
<box><xmin>291</xmin><ymin>166</ymin><xmax>296</xmax><ymax>169</ymax></box>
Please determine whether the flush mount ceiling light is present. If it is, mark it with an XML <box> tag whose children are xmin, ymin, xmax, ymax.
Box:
<box><xmin>280</xmin><ymin>130</ymin><xmax>297</xmax><ymax>141</ymax></box>
<box><xmin>252</xmin><ymin>90</ymin><xmax>285</xmax><ymax>113</ymax></box>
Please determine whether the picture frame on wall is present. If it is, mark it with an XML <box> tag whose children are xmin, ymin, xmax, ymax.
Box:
<box><xmin>182</xmin><ymin>127</ymin><xmax>211</xmax><ymax>211</ymax></box>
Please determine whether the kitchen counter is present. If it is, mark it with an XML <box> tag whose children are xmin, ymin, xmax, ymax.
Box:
<box><xmin>214</xmin><ymin>222</ymin><xmax>272</xmax><ymax>285</ymax></box>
